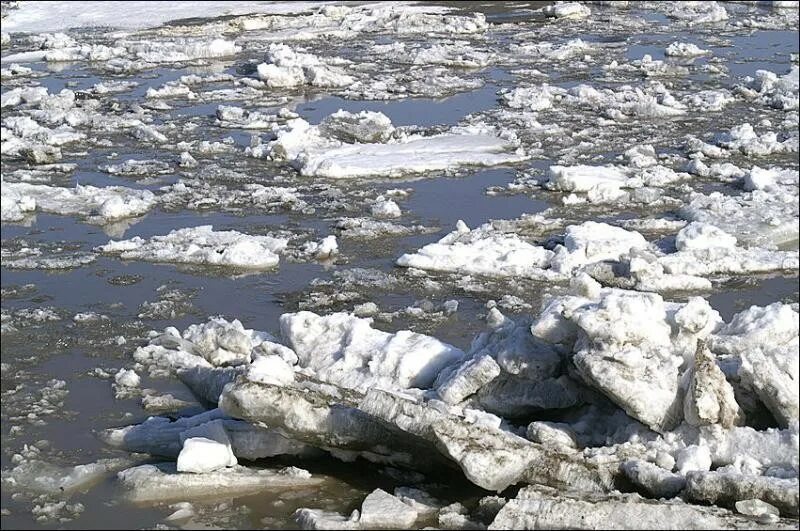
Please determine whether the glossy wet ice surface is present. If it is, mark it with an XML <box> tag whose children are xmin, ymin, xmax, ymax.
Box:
<box><xmin>1</xmin><ymin>1</ymin><xmax>798</xmax><ymax>529</ymax></box>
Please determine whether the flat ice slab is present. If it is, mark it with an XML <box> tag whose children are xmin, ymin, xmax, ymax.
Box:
<box><xmin>298</xmin><ymin>133</ymin><xmax>527</xmax><ymax>178</ymax></box>
<box><xmin>117</xmin><ymin>463</ymin><xmax>322</xmax><ymax>503</ymax></box>
<box><xmin>261</xmin><ymin>113</ymin><xmax>527</xmax><ymax>178</ymax></box>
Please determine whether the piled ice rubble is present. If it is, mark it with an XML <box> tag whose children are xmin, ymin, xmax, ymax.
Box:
<box><xmin>157</xmin><ymin>179</ymin><xmax>309</xmax><ymax>213</ymax></box>
<box><xmin>368</xmin><ymin>41</ymin><xmax>493</xmax><ymax>69</ymax></box>
<box><xmin>2</xmin><ymin>114</ymin><xmax>84</xmax><ymax>163</ymax></box>
<box><xmin>104</xmin><ymin>280</ymin><xmax>799</xmax><ymax>526</ymax></box>
<box><xmin>713</xmin><ymin>123</ymin><xmax>798</xmax><ymax>157</ymax></box>
<box><xmin>1</xmin><ymin>3</ymin><xmax>489</xmax><ymax>79</ymax></box>
<box><xmin>712</xmin><ymin>303</ymin><xmax>799</xmax><ymax>428</ymax></box>
<box><xmin>544</xmin><ymin>161</ymin><xmax>691</xmax><ymax>204</ymax></box>
<box><xmin>506</xmin><ymin>38</ymin><xmax>594</xmax><ymax>67</ymax></box>
<box><xmin>2</xmin><ymin>1</ymin><xmax>797</xmax><ymax>527</ymax></box>
<box><xmin>101</xmin><ymin>159</ymin><xmax>171</xmax><ymax>176</ymax></box>
<box><xmin>278</xmin><ymin>311</ymin><xmax>464</xmax><ymax>391</ymax></box>
<box><xmin>545</xmin><ymin>286</ymin><xmax>725</xmax><ymax>432</ymax></box>
<box><xmin>680</xmin><ymin>185</ymin><xmax>798</xmax><ymax>249</ymax></box>
<box><xmin>735</xmin><ymin>66</ymin><xmax>799</xmax><ymax>110</ymax></box>
<box><xmin>1</xmin><ymin>84</ymin><xmax>178</xmax><ymax>168</ymax></box>
<box><xmin>250</xmin><ymin>110</ymin><xmax>527</xmax><ymax>178</ymax></box>
<box><xmin>215</xmin><ymin>105</ymin><xmax>295</xmax><ymax>129</ymax></box>
<box><xmin>334</xmin><ymin>218</ymin><xmax>433</xmax><ymax>239</ymax></box>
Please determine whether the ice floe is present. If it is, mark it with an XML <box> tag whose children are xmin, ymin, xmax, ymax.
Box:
<box><xmin>176</xmin><ymin>419</ymin><xmax>238</xmax><ymax>474</ymax></box>
<box><xmin>665</xmin><ymin>42</ymin><xmax>712</xmax><ymax>57</ymax></box>
<box><xmin>541</xmin><ymin>2</ymin><xmax>591</xmax><ymax>19</ymax></box>
<box><xmin>736</xmin><ymin>66</ymin><xmax>799</xmax><ymax>110</ymax></box>
<box><xmin>295</xmin><ymin>487</ymin><xmax>421</xmax><ymax>529</ymax></box>
<box><xmin>97</xmin><ymin>225</ymin><xmax>288</xmax><ymax>269</ymax></box>
<box><xmin>660</xmin><ymin>1</ymin><xmax>730</xmax><ymax>25</ymax></box>
<box><xmin>253</xmin><ymin>110</ymin><xmax>526</xmax><ymax>178</ymax></box>
<box><xmin>255</xmin><ymin>43</ymin><xmax>354</xmax><ymax>88</ymax></box>
<box><xmin>680</xmin><ymin>188</ymin><xmax>798</xmax><ymax>249</ymax></box>
<box><xmin>1</xmin><ymin>181</ymin><xmax>156</xmax><ymax>223</ymax></box>
<box><xmin>396</xmin><ymin>220</ymin><xmax>557</xmax><ymax>280</ymax></box>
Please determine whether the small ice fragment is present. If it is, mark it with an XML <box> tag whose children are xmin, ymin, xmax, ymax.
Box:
<box><xmin>114</xmin><ymin>369</ymin><xmax>140</xmax><ymax>388</ymax></box>
<box><xmin>176</xmin><ymin>421</ymin><xmax>237</xmax><ymax>474</ymax></box>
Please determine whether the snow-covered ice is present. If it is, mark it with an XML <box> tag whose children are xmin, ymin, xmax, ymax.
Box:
<box><xmin>2</xmin><ymin>1</ymin><xmax>322</xmax><ymax>33</ymax></box>
<box><xmin>97</xmin><ymin>226</ymin><xmax>288</xmax><ymax>269</ymax></box>
<box><xmin>280</xmin><ymin>310</ymin><xmax>464</xmax><ymax>391</ymax></box>
<box><xmin>1</xmin><ymin>182</ymin><xmax>156</xmax><ymax>223</ymax></box>
<box><xmin>256</xmin><ymin>111</ymin><xmax>527</xmax><ymax>178</ymax></box>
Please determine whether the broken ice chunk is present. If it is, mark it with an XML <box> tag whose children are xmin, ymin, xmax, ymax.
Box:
<box><xmin>279</xmin><ymin>311</ymin><xmax>464</xmax><ymax>391</ymax></box>
<box><xmin>735</xmin><ymin>499</ymin><xmax>780</xmax><ymax>519</ymax></box>
<box><xmin>434</xmin><ymin>355</ymin><xmax>501</xmax><ymax>405</ymax></box>
<box><xmin>622</xmin><ymin>460</ymin><xmax>686</xmax><ymax>499</ymax></box>
<box><xmin>685</xmin><ymin>470</ymin><xmax>799</xmax><ymax>517</ymax></box>
<box><xmin>665</xmin><ymin>42</ymin><xmax>711</xmax><ymax>57</ymax></box>
<box><xmin>675</xmin><ymin>223</ymin><xmax>737</xmax><ymax>251</ymax></box>
<box><xmin>256</xmin><ymin>44</ymin><xmax>354</xmax><ymax>88</ymax></box>
<box><xmin>360</xmin><ymin>488</ymin><xmax>418</xmax><ymax>529</ymax></box>
<box><xmin>683</xmin><ymin>341</ymin><xmax>744</xmax><ymax>428</ymax></box>
<box><xmin>114</xmin><ymin>368</ymin><xmax>140</xmax><ymax>388</ymax></box>
<box><xmin>294</xmin><ymin>508</ymin><xmax>360</xmax><ymax>530</ymax></box>
<box><xmin>676</xmin><ymin>445</ymin><xmax>713</xmax><ymax>475</ymax></box>
<box><xmin>711</xmin><ymin>303</ymin><xmax>799</xmax><ymax>428</ymax></box>
<box><xmin>541</xmin><ymin>2</ymin><xmax>591</xmax><ymax>19</ymax></box>
<box><xmin>396</xmin><ymin>221</ymin><xmax>556</xmax><ymax>280</ymax></box>
<box><xmin>176</xmin><ymin>420</ymin><xmax>238</xmax><ymax>474</ymax></box>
